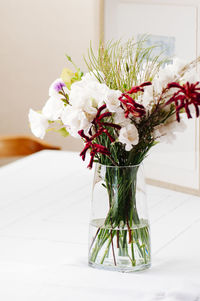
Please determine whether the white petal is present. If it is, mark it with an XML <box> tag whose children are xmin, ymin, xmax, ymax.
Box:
<box><xmin>172</xmin><ymin>57</ymin><xmax>187</xmax><ymax>74</ymax></box>
<box><xmin>141</xmin><ymin>85</ymin><xmax>154</xmax><ymax>107</ymax></box>
<box><xmin>105</xmin><ymin>90</ymin><xmax>121</xmax><ymax>112</ymax></box>
<box><xmin>114</xmin><ymin>108</ymin><xmax>130</xmax><ymax>127</ymax></box>
<box><xmin>125</xmin><ymin>143</ymin><xmax>132</xmax><ymax>151</ymax></box>
<box><xmin>118</xmin><ymin>124</ymin><xmax>139</xmax><ymax>150</ymax></box>
<box><xmin>28</xmin><ymin>109</ymin><xmax>49</xmax><ymax>139</ymax></box>
<box><xmin>83</xmin><ymin>106</ymin><xmax>97</xmax><ymax>122</ymax></box>
<box><xmin>182</xmin><ymin>69</ymin><xmax>199</xmax><ymax>83</ymax></box>
<box><xmin>69</xmin><ymin>79</ymin><xmax>109</xmax><ymax>109</ymax></box>
<box><xmin>153</xmin><ymin>58</ymin><xmax>186</xmax><ymax>94</ymax></box>
<box><xmin>154</xmin><ymin>118</ymin><xmax>187</xmax><ymax>143</ymax></box>
<box><xmin>61</xmin><ymin>106</ymin><xmax>93</xmax><ymax>138</ymax></box>
<box><xmin>42</xmin><ymin>96</ymin><xmax>65</xmax><ymax>121</ymax></box>
<box><xmin>81</xmin><ymin>71</ymin><xmax>104</xmax><ymax>82</ymax></box>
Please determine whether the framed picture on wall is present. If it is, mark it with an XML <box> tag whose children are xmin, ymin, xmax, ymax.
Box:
<box><xmin>102</xmin><ymin>0</ymin><xmax>200</xmax><ymax>195</ymax></box>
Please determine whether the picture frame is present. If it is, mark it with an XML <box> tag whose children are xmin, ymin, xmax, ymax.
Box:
<box><xmin>102</xmin><ymin>0</ymin><xmax>200</xmax><ymax>195</ymax></box>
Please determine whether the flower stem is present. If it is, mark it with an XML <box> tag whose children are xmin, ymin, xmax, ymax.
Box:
<box><xmin>110</xmin><ymin>230</ymin><xmax>117</xmax><ymax>266</ymax></box>
<box><xmin>100</xmin><ymin>237</ymin><xmax>112</xmax><ymax>264</ymax></box>
<box><xmin>89</xmin><ymin>227</ymin><xmax>100</xmax><ymax>253</ymax></box>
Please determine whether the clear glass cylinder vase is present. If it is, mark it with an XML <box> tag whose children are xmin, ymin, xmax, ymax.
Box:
<box><xmin>88</xmin><ymin>163</ymin><xmax>151</xmax><ymax>272</ymax></box>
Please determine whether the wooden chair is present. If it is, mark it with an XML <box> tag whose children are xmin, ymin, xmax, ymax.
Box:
<box><xmin>0</xmin><ymin>135</ymin><xmax>61</xmax><ymax>158</ymax></box>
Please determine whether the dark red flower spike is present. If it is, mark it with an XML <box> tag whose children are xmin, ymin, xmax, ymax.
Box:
<box><xmin>166</xmin><ymin>81</ymin><xmax>200</xmax><ymax>122</ymax></box>
<box><xmin>91</xmin><ymin>104</ymin><xmax>121</xmax><ymax>141</ymax></box>
<box><xmin>78</xmin><ymin>129</ymin><xmax>111</xmax><ymax>169</ymax></box>
<box><xmin>118</xmin><ymin>82</ymin><xmax>151</xmax><ymax>118</ymax></box>
<box><xmin>78</xmin><ymin>104</ymin><xmax>121</xmax><ymax>168</ymax></box>
<box><xmin>119</xmin><ymin>94</ymin><xmax>146</xmax><ymax>118</ymax></box>
<box><xmin>93</xmin><ymin>104</ymin><xmax>121</xmax><ymax>129</ymax></box>
<box><xmin>127</xmin><ymin>82</ymin><xmax>152</xmax><ymax>94</ymax></box>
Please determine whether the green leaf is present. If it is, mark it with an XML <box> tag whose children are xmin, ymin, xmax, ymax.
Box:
<box><xmin>65</xmin><ymin>54</ymin><xmax>72</xmax><ymax>63</ymax></box>
<box><xmin>61</xmin><ymin>98</ymin><xmax>68</xmax><ymax>104</ymax></box>
<box><xmin>58</xmin><ymin>127</ymin><xmax>69</xmax><ymax>137</ymax></box>
<box><xmin>152</xmin><ymin>140</ymin><xmax>159</xmax><ymax>146</ymax></box>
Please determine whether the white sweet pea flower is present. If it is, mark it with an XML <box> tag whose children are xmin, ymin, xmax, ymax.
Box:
<box><xmin>28</xmin><ymin>109</ymin><xmax>49</xmax><ymax>139</ymax></box>
<box><xmin>49</xmin><ymin>78</ymin><xmax>69</xmax><ymax>97</ymax></box>
<box><xmin>69</xmin><ymin>80</ymin><xmax>109</xmax><ymax>109</ymax></box>
<box><xmin>153</xmin><ymin>58</ymin><xmax>186</xmax><ymax>93</ymax></box>
<box><xmin>83</xmin><ymin>105</ymin><xmax>97</xmax><ymax>122</ymax></box>
<box><xmin>141</xmin><ymin>85</ymin><xmax>154</xmax><ymax>108</ymax></box>
<box><xmin>69</xmin><ymin>85</ymin><xmax>89</xmax><ymax>108</ymax></box>
<box><xmin>118</xmin><ymin>123</ymin><xmax>139</xmax><ymax>151</ymax></box>
<box><xmin>104</xmin><ymin>89</ymin><xmax>121</xmax><ymax>112</ymax></box>
<box><xmin>42</xmin><ymin>96</ymin><xmax>65</xmax><ymax>121</ymax></box>
<box><xmin>153</xmin><ymin>68</ymin><xmax>174</xmax><ymax>94</ymax></box>
<box><xmin>61</xmin><ymin>105</ymin><xmax>96</xmax><ymax>138</ymax></box>
<box><xmin>81</xmin><ymin>72</ymin><xmax>97</xmax><ymax>82</ymax></box>
<box><xmin>94</xmin><ymin>83</ymin><xmax>111</xmax><ymax>107</ymax></box>
<box><xmin>154</xmin><ymin>116</ymin><xmax>187</xmax><ymax>143</ymax></box>
<box><xmin>170</xmin><ymin>58</ymin><xmax>186</xmax><ymax>75</ymax></box>
<box><xmin>182</xmin><ymin>69</ymin><xmax>199</xmax><ymax>83</ymax></box>
<box><xmin>113</xmin><ymin>107</ymin><xmax>130</xmax><ymax>127</ymax></box>
<box><xmin>81</xmin><ymin>70</ymin><xmax>104</xmax><ymax>82</ymax></box>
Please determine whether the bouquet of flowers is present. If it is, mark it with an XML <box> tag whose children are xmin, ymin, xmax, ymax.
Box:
<box><xmin>29</xmin><ymin>38</ymin><xmax>200</xmax><ymax>271</ymax></box>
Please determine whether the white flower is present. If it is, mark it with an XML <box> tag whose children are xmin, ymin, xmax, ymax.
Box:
<box><xmin>61</xmin><ymin>105</ymin><xmax>96</xmax><ymax>137</ymax></box>
<box><xmin>171</xmin><ymin>57</ymin><xmax>186</xmax><ymax>74</ymax></box>
<box><xmin>69</xmin><ymin>80</ymin><xmax>109</xmax><ymax>109</ymax></box>
<box><xmin>153</xmin><ymin>58</ymin><xmax>186</xmax><ymax>93</ymax></box>
<box><xmin>113</xmin><ymin>107</ymin><xmax>130</xmax><ymax>127</ymax></box>
<box><xmin>182</xmin><ymin>69</ymin><xmax>199</xmax><ymax>83</ymax></box>
<box><xmin>49</xmin><ymin>78</ymin><xmax>69</xmax><ymax>97</ymax></box>
<box><xmin>28</xmin><ymin>109</ymin><xmax>49</xmax><ymax>139</ymax></box>
<box><xmin>69</xmin><ymin>73</ymin><xmax>122</xmax><ymax>114</ymax></box>
<box><xmin>83</xmin><ymin>105</ymin><xmax>97</xmax><ymax>122</ymax></box>
<box><xmin>104</xmin><ymin>89</ymin><xmax>121</xmax><ymax>112</ymax></box>
<box><xmin>141</xmin><ymin>85</ymin><xmax>154</xmax><ymax>108</ymax></box>
<box><xmin>42</xmin><ymin>96</ymin><xmax>65</xmax><ymax>121</ymax></box>
<box><xmin>153</xmin><ymin>68</ymin><xmax>174</xmax><ymax>94</ymax></box>
<box><xmin>154</xmin><ymin>116</ymin><xmax>187</xmax><ymax>143</ymax></box>
<box><xmin>81</xmin><ymin>70</ymin><xmax>104</xmax><ymax>83</ymax></box>
<box><xmin>118</xmin><ymin>124</ymin><xmax>139</xmax><ymax>151</ymax></box>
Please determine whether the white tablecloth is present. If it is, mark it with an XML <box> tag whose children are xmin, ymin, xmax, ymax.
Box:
<box><xmin>0</xmin><ymin>150</ymin><xmax>200</xmax><ymax>300</ymax></box>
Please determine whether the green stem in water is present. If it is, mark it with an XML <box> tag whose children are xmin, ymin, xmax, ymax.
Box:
<box><xmin>130</xmin><ymin>230</ymin><xmax>136</xmax><ymax>266</ymax></box>
<box><xmin>100</xmin><ymin>237</ymin><xmax>112</xmax><ymax>264</ymax></box>
<box><xmin>110</xmin><ymin>230</ymin><xmax>117</xmax><ymax>266</ymax></box>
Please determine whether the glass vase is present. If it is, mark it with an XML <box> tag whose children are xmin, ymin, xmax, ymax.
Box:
<box><xmin>88</xmin><ymin>163</ymin><xmax>151</xmax><ymax>272</ymax></box>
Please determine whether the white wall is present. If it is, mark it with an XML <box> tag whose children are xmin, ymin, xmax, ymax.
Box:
<box><xmin>0</xmin><ymin>0</ymin><xmax>102</xmax><ymax>150</ymax></box>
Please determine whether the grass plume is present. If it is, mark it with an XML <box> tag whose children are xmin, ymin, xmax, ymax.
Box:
<box><xmin>84</xmin><ymin>36</ymin><xmax>168</xmax><ymax>92</ymax></box>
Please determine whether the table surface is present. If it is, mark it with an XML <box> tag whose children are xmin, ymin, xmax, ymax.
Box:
<box><xmin>0</xmin><ymin>150</ymin><xmax>200</xmax><ymax>300</ymax></box>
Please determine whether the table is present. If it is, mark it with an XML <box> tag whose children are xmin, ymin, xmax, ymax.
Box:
<box><xmin>0</xmin><ymin>150</ymin><xmax>200</xmax><ymax>300</ymax></box>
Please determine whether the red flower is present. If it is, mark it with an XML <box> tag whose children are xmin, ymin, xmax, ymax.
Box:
<box><xmin>78</xmin><ymin>104</ymin><xmax>121</xmax><ymax>169</ymax></box>
<box><xmin>119</xmin><ymin>94</ymin><xmax>146</xmax><ymax>118</ymax></box>
<box><xmin>166</xmin><ymin>81</ymin><xmax>200</xmax><ymax>122</ymax></box>
<box><xmin>78</xmin><ymin>129</ymin><xmax>111</xmax><ymax>169</ymax></box>
<box><xmin>127</xmin><ymin>82</ymin><xmax>152</xmax><ymax>94</ymax></box>
<box><xmin>118</xmin><ymin>82</ymin><xmax>151</xmax><ymax>118</ymax></box>
<box><xmin>90</xmin><ymin>104</ymin><xmax>121</xmax><ymax>142</ymax></box>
